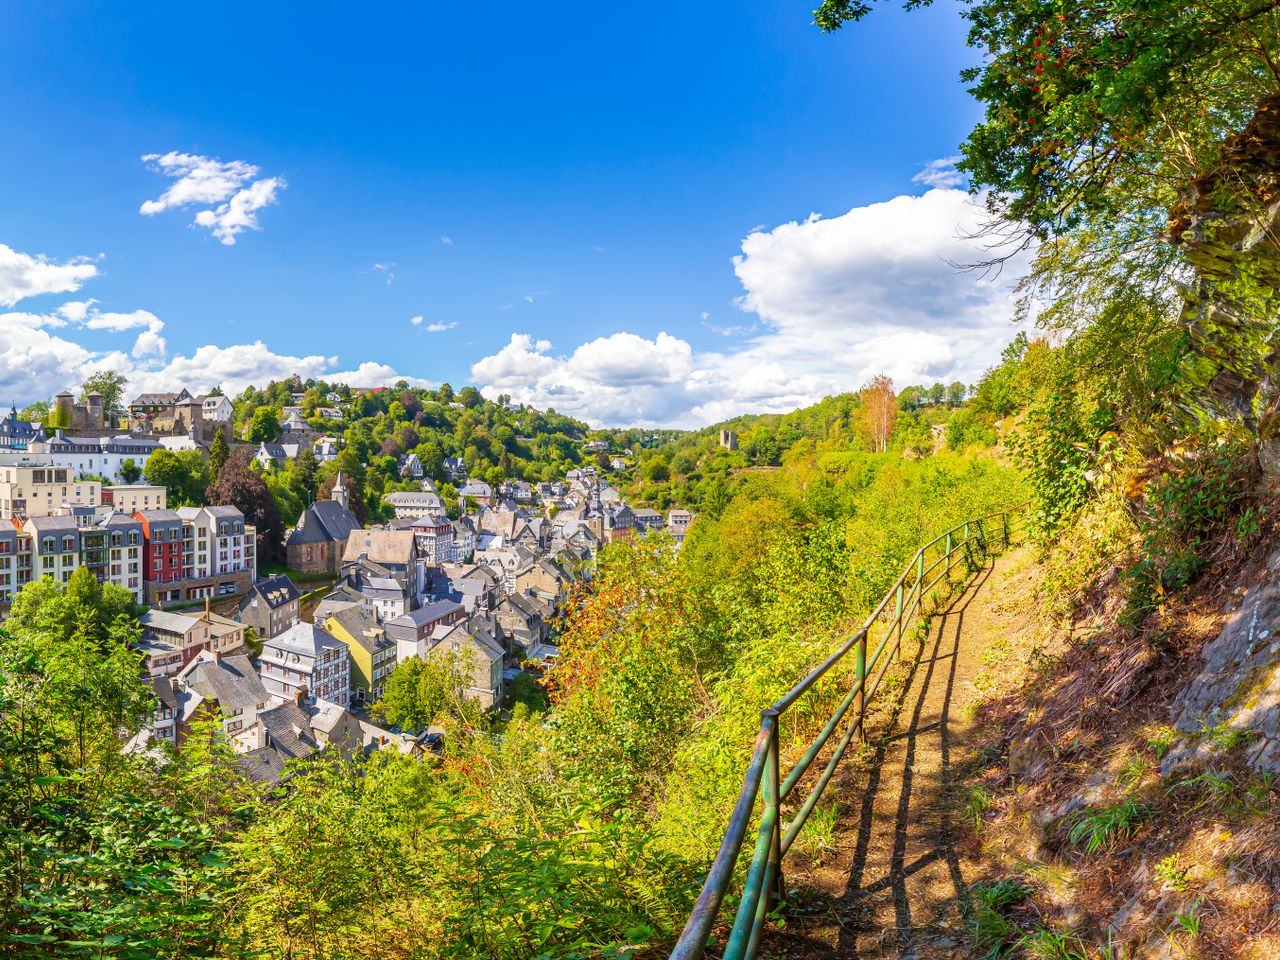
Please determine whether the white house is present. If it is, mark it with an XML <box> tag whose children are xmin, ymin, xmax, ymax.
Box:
<box><xmin>258</xmin><ymin>622</ymin><xmax>351</xmax><ymax>708</ymax></box>
<box><xmin>202</xmin><ymin>395</ymin><xmax>234</xmax><ymax>422</ymax></box>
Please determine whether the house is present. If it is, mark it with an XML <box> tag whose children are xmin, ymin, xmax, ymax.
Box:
<box><xmin>325</xmin><ymin>606</ymin><xmax>397</xmax><ymax>704</ymax></box>
<box><xmin>311</xmin><ymin>583</ymin><xmax>366</xmax><ymax>622</ymax></box>
<box><xmin>449</xmin><ymin>516</ymin><xmax>476</xmax><ymax>563</ymax></box>
<box><xmin>458</xmin><ymin>479</ymin><xmax>492</xmax><ymax>505</ymax></box>
<box><xmin>316</xmin><ymin>407</ymin><xmax>343</xmax><ymax>421</ymax></box>
<box><xmin>398</xmin><ymin>453</ymin><xmax>424</xmax><ymax>479</ymax></box>
<box><xmin>632</xmin><ymin>507</ymin><xmax>664</xmax><ymax>529</ymax></box>
<box><xmin>584</xmin><ymin>439</ymin><xmax>609</xmax><ymax>453</ymax></box>
<box><xmin>443</xmin><ymin>457</ymin><xmax>468</xmax><ymax>481</ymax></box>
<box><xmin>604</xmin><ymin>504</ymin><xmax>637</xmax><ymax>543</ymax></box>
<box><xmin>342</xmin><ymin>530</ymin><xmax>422</xmax><ymax>603</ymax></box>
<box><xmin>494</xmin><ymin>592</ymin><xmax>548</xmax><ymax>656</ymax></box>
<box><xmin>236</xmin><ymin>574</ymin><xmax>301</xmax><ymax>640</ymax></box>
<box><xmin>104</xmin><ymin>484</ymin><xmax>167</xmax><ymax>514</ymax></box>
<box><xmin>610</xmin><ymin>457</ymin><xmax>627</xmax><ymax>471</ymax></box>
<box><xmin>0</xmin><ymin>456</ymin><xmax>100</xmax><ymax>520</ymax></box>
<box><xmin>29</xmin><ymin>431</ymin><xmax>162</xmax><ymax>485</ymax></box>
<box><xmin>668</xmin><ymin>509</ymin><xmax>696</xmax><ymax>542</ymax></box>
<box><xmin>147</xmin><ymin>675</ymin><xmax>179</xmax><ymax>745</ymax></box>
<box><xmin>258</xmin><ymin>622</ymin><xmax>351</xmax><ymax>707</ymax></box>
<box><xmin>385</xmin><ymin>599</ymin><xmax>465</xmax><ymax>661</ymax></box>
<box><xmin>384</xmin><ymin>489</ymin><xmax>447</xmax><ymax>518</ymax></box>
<box><xmin>431</xmin><ymin>618</ymin><xmax>505</xmax><ymax>709</ymax></box>
<box><xmin>174</xmin><ymin>650</ymin><xmax>273</xmax><ymax>744</ymax></box>
<box><xmin>313</xmin><ymin>436</ymin><xmax>340</xmax><ymax>462</ymax></box>
<box><xmin>139</xmin><ymin>607</ymin><xmax>247</xmax><ymax>675</ymax></box>
<box><xmin>285</xmin><ymin>474</ymin><xmax>361</xmax><ymax>574</ymax></box>
<box><xmin>0</xmin><ymin>404</ymin><xmax>46</xmax><ymax>452</ymax></box>
<box><xmin>238</xmin><ymin>697</ymin><xmax>362</xmax><ymax>786</ymax></box>
<box><xmin>409</xmin><ymin>514</ymin><xmax>453</xmax><ymax>564</ymax></box>
<box><xmin>280</xmin><ymin>411</ymin><xmax>314</xmax><ymax>441</ymax></box>
<box><xmin>254</xmin><ymin>442</ymin><xmax>305</xmax><ymax>470</ymax></box>
<box><xmin>515</xmin><ymin>558</ymin><xmax>571</xmax><ymax>605</ymax></box>
<box><xmin>202</xmin><ymin>395</ymin><xmax>234</xmax><ymax>423</ymax></box>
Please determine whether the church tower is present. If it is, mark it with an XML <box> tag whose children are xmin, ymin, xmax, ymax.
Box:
<box><xmin>332</xmin><ymin>471</ymin><xmax>349</xmax><ymax>510</ymax></box>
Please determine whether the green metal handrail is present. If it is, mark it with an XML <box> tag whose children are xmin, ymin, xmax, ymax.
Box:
<box><xmin>668</xmin><ymin>505</ymin><xmax>1029</xmax><ymax>960</ymax></box>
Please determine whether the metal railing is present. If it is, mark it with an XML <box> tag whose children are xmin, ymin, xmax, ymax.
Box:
<box><xmin>669</xmin><ymin>506</ymin><xmax>1029</xmax><ymax>960</ymax></box>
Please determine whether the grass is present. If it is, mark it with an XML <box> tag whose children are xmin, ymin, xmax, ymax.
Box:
<box><xmin>1147</xmin><ymin>725</ymin><xmax>1179</xmax><ymax>758</ymax></box>
<box><xmin>965</xmin><ymin>785</ymin><xmax>995</xmax><ymax>830</ymax></box>
<box><xmin>1066</xmin><ymin>799</ymin><xmax>1149</xmax><ymax>855</ymax></box>
<box><xmin>1016</xmin><ymin>927</ymin><xmax>1089</xmax><ymax>960</ymax></box>
<box><xmin>1199</xmin><ymin>717</ymin><xmax>1253</xmax><ymax>753</ymax></box>
<box><xmin>795</xmin><ymin>802</ymin><xmax>840</xmax><ymax>859</ymax></box>
<box><xmin>1155</xmin><ymin>853</ymin><xmax>1190</xmax><ymax>892</ymax></box>
<box><xmin>970</xmin><ymin>878</ymin><xmax>1032</xmax><ymax>958</ymax></box>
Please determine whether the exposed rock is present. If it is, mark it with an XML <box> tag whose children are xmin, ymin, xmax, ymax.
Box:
<box><xmin>1009</xmin><ymin>735</ymin><xmax>1052</xmax><ymax>782</ymax></box>
<box><xmin>1164</xmin><ymin>548</ymin><xmax>1280</xmax><ymax>774</ymax></box>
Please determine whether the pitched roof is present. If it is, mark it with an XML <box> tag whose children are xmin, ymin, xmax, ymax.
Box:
<box><xmin>243</xmin><ymin>574</ymin><xmax>300</xmax><ymax>610</ymax></box>
<box><xmin>342</xmin><ymin>530</ymin><xmax>416</xmax><ymax>566</ymax></box>
<box><xmin>286</xmin><ymin>498</ymin><xmax>361</xmax><ymax>546</ymax></box>
<box><xmin>178</xmin><ymin>653</ymin><xmax>269</xmax><ymax>713</ymax></box>
<box><xmin>327</xmin><ymin>606</ymin><xmax>392</xmax><ymax>655</ymax></box>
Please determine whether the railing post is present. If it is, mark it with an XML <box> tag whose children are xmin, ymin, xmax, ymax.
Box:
<box><xmin>854</xmin><ymin>633</ymin><xmax>867</xmax><ymax>739</ymax></box>
<box><xmin>915</xmin><ymin>549</ymin><xmax>925</xmax><ymax>618</ymax></box>
<box><xmin>764</xmin><ymin>711</ymin><xmax>784</xmax><ymax>910</ymax></box>
<box><xmin>1002</xmin><ymin>511</ymin><xmax>1010</xmax><ymax>548</ymax></box>
<box><xmin>893</xmin><ymin>582</ymin><xmax>904</xmax><ymax>660</ymax></box>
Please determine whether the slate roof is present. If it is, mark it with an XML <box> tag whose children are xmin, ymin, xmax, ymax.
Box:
<box><xmin>243</xmin><ymin>574</ymin><xmax>300</xmax><ymax>611</ymax></box>
<box><xmin>262</xmin><ymin>622</ymin><xmax>345</xmax><ymax>671</ymax></box>
<box><xmin>178</xmin><ymin>653</ymin><xmax>269</xmax><ymax>714</ymax></box>
<box><xmin>286</xmin><ymin>498</ymin><xmax>361</xmax><ymax>547</ymax></box>
<box><xmin>328</xmin><ymin>606</ymin><xmax>392</xmax><ymax>655</ymax></box>
<box><xmin>387</xmin><ymin>599</ymin><xmax>463</xmax><ymax>630</ymax></box>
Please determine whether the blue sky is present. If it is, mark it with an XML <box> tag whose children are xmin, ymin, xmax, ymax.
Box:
<box><xmin>0</xmin><ymin>1</ymin><xmax>1024</xmax><ymax>427</ymax></box>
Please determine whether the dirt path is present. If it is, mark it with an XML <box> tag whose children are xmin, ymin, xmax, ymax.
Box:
<box><xmin>770</xmin><ymin>550</ymin><xmax>1029</xmax><ymax>959</ymax></box>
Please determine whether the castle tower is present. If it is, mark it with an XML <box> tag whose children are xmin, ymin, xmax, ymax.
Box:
<box><xmin>332</xmin><ymin>471</ymin><xmax>349</xmax><ymax>510</ymax></box>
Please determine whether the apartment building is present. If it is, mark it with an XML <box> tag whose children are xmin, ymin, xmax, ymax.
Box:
<box><xmin>103</xmin><ymin>485</ymin><xmax>167</xmax><ymax>514</ymax></box>
<box><xmin>28</xmin><ymin>431</ymin><xmax>161</xmax><ymax>484</ymax></box>
<box><xmin>172</xmin><ymin>505</ymin><xmax>257</xmax><ymax>601</ymax></box>
<box><xmin>15</xmin><ymin>510</ymin><xmax>144</xmax><ymax>602</ymax></box>
<box><xmin>0</xmin><ymin>456</ymin><xmax>101</xmax><ymax>521</ymax></box>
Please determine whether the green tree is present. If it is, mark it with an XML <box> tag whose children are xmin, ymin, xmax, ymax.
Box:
<box><xmin>143</xmin><ymin>448</ymin><xmax>208</xmax><ymax>507</ymax></box>
<box><xmin>947</xmin><ymin>381</ymin><xmax>967</xmax><ymax>406</ymax></box>
<box><xmin>378</xmin><ymin>654</ymin><xmax>470</xmax><ymax>733</ymax></box>
<box><xmin>246</xmin><ymin>406</ymin><xmax>281</xmax><ymax>444</ymax></box>
<box><xmin>79</xmin><ymin>369</ymin><xmax>129</xmax><ymax>414</ymax></box>
<box><xmin>207</xmin><ymin>450</ymin><xmax>287</xmax><ymax>563</ymax></box>
<box><xmin>119</xmin><ymin>457</ymin><xmax>141</xmax><ymax>484</ymax></box>
<box><xmin>209</xmin><ymin>427</ymin><xmax>230</xmax><ymax>479</ymax></box>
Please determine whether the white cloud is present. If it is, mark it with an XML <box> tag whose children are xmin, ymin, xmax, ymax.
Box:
<box><xmin>426</xmin><ymin>321</ymin><xmax>457</xmax><ymax>333</ymax></box>
<box><xmin>0</xmin><ymin>299</ymin><xmax>429</xmax><ymax>405</ymax></box>
<box><xmin>410</xmin><ymin>315</ymin><xmax>424</xmax><ymax>326</ymax></box>
<box><xmin>141</xmin><ymin>151</ymin><xmax>284</xmax><ymax>245</ymax></box>
<box><xmin>438</xmin><ymin>236</ymin><xmax>453</xmax><ymax>245</ymax></box>
<box><xmin>370</xmin><ymin>262</ymin><xmax>396</xmax><ymax>284</ymax></box>
<box><xmin>912</xmin><ymin>156</ymin><xmax>965</xmax><ymax>190</ymax></box>
<box><xmin>0</xmin><ymin>244</ymin><xmax>100</xmax><ymax>307</ymax></box>
<box><xmin>471</xmin><ymin>185</ymin><xmax>1027</xmax><ymax>427</ymax></box>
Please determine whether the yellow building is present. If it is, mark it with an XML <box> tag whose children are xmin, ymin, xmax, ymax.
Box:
<box><xmin>325</xmin><ymin>606</ymin><xmax>397</xmax><ymax>705</ymax></box>
<box><xmin>0</xmin><ymin>457</ymin><xmax>100</xmax><ymax>521</ymax></box>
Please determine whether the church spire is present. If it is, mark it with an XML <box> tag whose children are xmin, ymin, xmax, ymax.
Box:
<box><xmin>332</xmin><ymin>470</ymin><xmax>349</xmax><ymax>510</ymax></box>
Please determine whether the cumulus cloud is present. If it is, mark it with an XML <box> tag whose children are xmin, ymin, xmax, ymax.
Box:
<box><xmin>0</xmin><ymin>243</ymin><xmax>100</xmax><ymax>307</ymax></box>
<box><xmin>912</xmin><ymin>156</ymin><xmax>966</xmax><ymax>190</ymax></box>
<box><xmin>0</xmin><ymin>300</ymin><xmax>428</xmax><ymax>405</ymax></box>
<box><xmin>438</xmin><ymin>236</ymin><xmax>454</xmax><ymax>245</ymax></box>
<box><xmin>140</xmin><ymin>151</ymin><xmax>285</xmax><ymax>245</ymax></box>
<box><xmin>426</xmin><ymin>321</ymin><xmax>457</xmax><ymax>333</ymax></box>
<box><xmin>471</xmin><ymin>185</ymin><xmax>1027</xmax><ymax>427</ymax></box>
<box><xmin>410</xmin><ymin>315</ymin><xmax>424</xmax><ymax>326</ymax></box>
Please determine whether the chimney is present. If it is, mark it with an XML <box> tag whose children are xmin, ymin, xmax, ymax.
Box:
<box><xmin>293</xmin><ymin>685</ymin><xmax>308</xmax><ymax>706</ymax></box>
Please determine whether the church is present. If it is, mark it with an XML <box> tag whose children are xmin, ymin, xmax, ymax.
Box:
<box><xmin>284</xmin><ymin>473</ymin><xmax>363</xmax><ymax>574</ymax></box>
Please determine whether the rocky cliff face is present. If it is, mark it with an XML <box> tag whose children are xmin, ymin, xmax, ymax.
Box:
<box><xmin>1164</xmin><ymin>547</ymin><xmax>1280</xmax><ymax>774</ymax></box>
<box><xmin>1168</xmin><ymin>94</ymin><xmax>1280</xmax><ymax>443</ymax></box>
